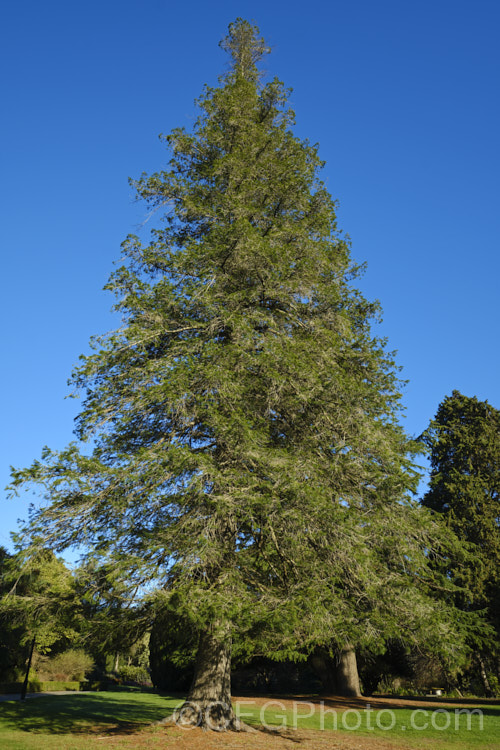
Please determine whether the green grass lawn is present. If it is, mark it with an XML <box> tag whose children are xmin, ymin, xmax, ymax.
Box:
<box><xmin>0</xmin><ymin>690</ymin><xmax>182</xmax><ymax>749</ymax></box>
<box><xmin>0</xmin><ymin>690</ymin><xmax>498</xmax><ymax>749</ymax></box>
<box><xmin>235</xmin><ymin>698</ymin><xmax>500</xmax><ymax>749</ymax></box>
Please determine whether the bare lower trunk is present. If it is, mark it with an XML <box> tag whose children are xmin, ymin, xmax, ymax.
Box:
<box><xmin>175</xmin><ymin>625</ymin><xmax>239</xmax><ymax>730</ymax></box>
<box><xmin>20</xmin><ymin>637</ymin><xmax>36</xmax><ymax>701</ymax></box>
<box><xmin>477</xmin><ymin>653</ymin><xmax>493</xmax><ymax>697</ymax></box>
<box><xmin>310</xmin><ymin>645</ymin><xmax>362</xmax><ymax>697</ymax></box>
<box><xmin>336</xmin><ymin>646</ymin><xmax>362</xmax><ymax>697</ymax></box>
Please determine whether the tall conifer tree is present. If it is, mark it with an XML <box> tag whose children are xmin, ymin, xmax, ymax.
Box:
<box><xmin>421</xmin><ymin>391</ymin><xmax>500</xmax><ymax>694</ymax></box>
<box><xmin>10</xmin><ymin>20</ymin><xmax>473</xmax><ymax>727</ymax></box>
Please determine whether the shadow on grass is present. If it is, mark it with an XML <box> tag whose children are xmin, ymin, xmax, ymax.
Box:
<box><xmin>257</xmin><ymin>693</ymin><xmax>500</xmax><ymax>717</ymax></box>
<box><xmin>0</xmin><ymin>692</ymin><xmax>178</xmax><ymax>735</ymax></box>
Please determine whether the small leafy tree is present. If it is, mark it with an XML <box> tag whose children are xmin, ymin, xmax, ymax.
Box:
<box><xmin>0</xmin><ymin>548</ymin><xmax>27</xmax><ymax>681</ymax></box>
<box><xmin>35</xmin><ymin>649</ymin><xmax>94</xmax><ymax>682</ymax></box>
<box><xmin>0</xmin><ymin>550</ymin><xmax>81</xmax><ymax>654</ymax></box>
<box><xmin>0</xmin><ymin>549</ymin><xmax>83</xmax><ymax>684</ymax></box>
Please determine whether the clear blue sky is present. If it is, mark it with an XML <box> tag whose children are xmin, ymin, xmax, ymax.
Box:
<box><xmin>1</xmin><ymin>0</ymin><xmax>499</xmax><ymax>550</ymax></box>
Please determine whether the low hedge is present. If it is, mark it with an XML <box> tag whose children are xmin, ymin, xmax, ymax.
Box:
<box><xmin>0</xmin><ymin>680</ymin><xmax>81</xmax><ymax>694</ymax></box>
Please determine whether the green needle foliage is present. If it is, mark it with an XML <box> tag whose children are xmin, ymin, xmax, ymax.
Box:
<box><xmin>421</xmin><ymin>391</ymin><xmax>500</xmax><ymax>592</ymax></box>
<box><xmin>421</xmin><ymin>390</ymin><xmax>500</xmax><ymax>682</ymax></box>
<box><xmin>8</xmin><ymin>20</ymin><xmax>476</xmax><ymax>690</ymax></box>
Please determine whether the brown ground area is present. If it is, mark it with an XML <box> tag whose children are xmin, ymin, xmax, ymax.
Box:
<box><xmin>98</xmin><ymin>727</ymin><xmax>412</xmax><ymax>750</ymax></box>
<box><xmin>234</xmin><ymin>693</ymin><xmax>489</xmax><ymax>710</ymax></box>
<box><xmin>88</xmin><ymin>694</ymin><xmax>498</xmax><ymax>749</ymax></box>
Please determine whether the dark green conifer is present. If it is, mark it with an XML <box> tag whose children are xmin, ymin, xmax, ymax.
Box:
<box><xmin>422</xmin><ymin>390</ymin><xmax>500</xmax><ymax>694</ymax></box>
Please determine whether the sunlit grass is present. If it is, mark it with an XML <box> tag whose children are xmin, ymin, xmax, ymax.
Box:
<box><xmin>0</xmin><ymin>691</ymin><xmax>181</xmax><ymax>748</ymax></box>
<box><xmin>0</xmin><ymin>690</ymin><xmax>498</xmax><ymax>749</ymax></box>
<box><xmin>235</xmin><ymin>697</ymin><xmax>500</xmax><ymax>749</ymax></box>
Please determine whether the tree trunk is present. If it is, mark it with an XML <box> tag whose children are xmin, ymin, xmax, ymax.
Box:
<box><xmin>20</xmin><ymin>637</ymin><xmax>36</xmax><ymax>701</ymax></box>
<box><xmin>310</xmin><ymin>645</ymin><xmax>362</xmax><ymax>697</ymax></box>
<box><xmin>477</xmin><ymin>653</ymin><xmax>493</xmax><ymax>697</ymax></box>
<box><xmin>174</xmin><ymin>625</ymin><xmax>239</xmax><ymax>730</ymax></box>
<box><xmin>113</xmin><ymin>652</ymin><xmax>120</xmax><ymax>673</ymax></box>
<box><xmin>309</xmin><ymin>650</ymin><xmax>338</xmax><ymax>694</ymax></box>
<box><xmin>335</xmin><ymin>646</ymin><xmax>361</xmax><ymax>697</ymax></box>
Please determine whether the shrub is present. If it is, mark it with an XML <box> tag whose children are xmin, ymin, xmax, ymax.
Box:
<box><xmin>118</xmin><ymin>664</ymin><xmax>151</xmax><ymax>685</ymax></box>
<box><xmin>36</xmin><ymin>649</ymin><xmax>94</xmax><ymax>682</ymax></box>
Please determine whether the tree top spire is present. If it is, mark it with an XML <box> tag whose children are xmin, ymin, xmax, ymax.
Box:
<box><xmin>219</xmin><ymin>18</ymin><xmax>270</xmax><ymax>78</ymax></box>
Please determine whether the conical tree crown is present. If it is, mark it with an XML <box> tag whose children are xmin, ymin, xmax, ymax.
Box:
<box><xmin>422</xmin><ymin>390</ymin><xmax>500</xmax><ymax>602</ymax></box>
<box><xmin>9</xmin><ymin>20</ymin><xmax>472</xmax><ymax>665</ymax></box>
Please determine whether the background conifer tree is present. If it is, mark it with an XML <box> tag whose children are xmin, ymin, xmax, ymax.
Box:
<box><xmin>10</xmin><ymin>20</ymin><xmax>478</xmax><ymax>726</ymax></box>
<box><xmin>421</xmin><ymin>391</ymin><xmax>500</xmax><ymax>695</ymax></box>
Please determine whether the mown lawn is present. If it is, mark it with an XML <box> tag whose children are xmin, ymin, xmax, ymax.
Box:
<box><xmin>0</xmin><ymin>690</ymin><xmax>498</xmax><ymax>749</ymax></box>
<box><xmin>0</xmin><ymin>691</ymin><xmax>182</xmax><ymax>749</ymax></box>
<box><xmin>236</xmin><ymin>697</ymin><xmax>500</xmax><ymax>749</ymax></box>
